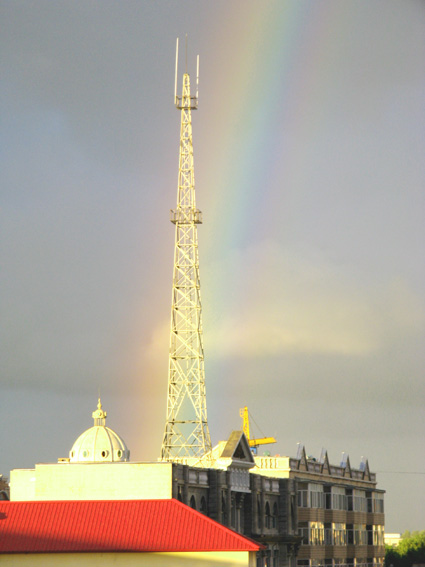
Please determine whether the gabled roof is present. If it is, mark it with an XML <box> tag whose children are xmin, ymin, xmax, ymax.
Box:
<box><xmin>0</xmin><ymin>499</ymin><xmax>262</xmax><ymax>554</ymax></box>
<box><xmin>342</xmin><ymin>454</ymin><xmax>352</xmax><ymax>478</ymax></box>
<box><xmin>319</xmin><ymin>448</ymin><xmax>330</xmax><ymax>474</ymax></box>
<box><xmin>220</xmin><ymin>431</ymin><xmax>255</xmax><ymax>466</ymax></box>
<box><xmin>296</xmin><ymin>443</ymin><xmax>308</xmax><ymax>471</ymax></box>
<box><xmin>192</xmin><ymin>431</ymin><xmax>256</xmax><ymax>470</ymax></box>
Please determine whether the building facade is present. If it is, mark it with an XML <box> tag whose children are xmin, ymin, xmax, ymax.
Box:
<box><xmin>171</xmin><ymin>431</ymin><xmax>300</xmax><ymax>567</ymax></box>
<box><xmin>253</xmin><ymin>445</ymin><xmax>385</xmax><ymax>567</ymax></box>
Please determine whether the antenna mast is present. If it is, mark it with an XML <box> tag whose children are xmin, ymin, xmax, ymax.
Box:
<box><xmin>161</xmin><ymin>39</ymin><xmax>211</xmax><ymax>461</ymax></box>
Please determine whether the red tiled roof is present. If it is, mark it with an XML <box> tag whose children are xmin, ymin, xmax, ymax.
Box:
<box><xmin>0</xmin><ymin>499</ymin><xmax>262</xmax><ymax>554</ymax></box>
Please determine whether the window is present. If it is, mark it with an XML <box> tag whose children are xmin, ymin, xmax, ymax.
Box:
<box><xmin>272</xmin><ymin>502</ymin><xmax>278</xmax><ymax>529</ymax></box>
<box><xmin>310</xmin><ymin>522</ymin><xmax>325</xmax><ymax>545</ymax></box>
<box><xmin>373</xmin><ymin>525</ymin><xmax>384</xmax><ymax>546</ymax></box>
<box><xmin>371</xmin><ymin>493</ymin><xmax>384</xmax><ymax>514</ymax></box>
<box><xmin>257</xmin><ymin>496</ymin><xmax>261</xmax><ymax>530</ymax></box>
<box><xmin>354</xmin><ymin>524</ymin><xmax>367</xmax><ymax>546</ymax></box>
<box><xmin>231</xmin><ymin>496</ymin><xmax>237</xmax><ymax>529</ymax></box>
<box><xmin>189</xmin><ymin>495</ymin><xmax>196</xmax><ymax>510</ymax></box>
<box><xmin>353</xmin><ymin>490</ymin><xmax>367</xmax><ymax>513</ymax></box>
<box><xmin>221</xmin><ymin>494</ymin><xmax>227</xmax><ymax>525</ymax></box>
<box><xmin>309</xmin><ymin>484</ymin><xmax>325</xmax><ymax>508</ymax></box>
<box><xmin>265</xmin><ymin>502</ymin><xmax>271</xmax><ymax>529</ymax></box>
<box><xmin>298</xmin><ymin>487</ymin><xmax>308</xmax><ymax>507</ymax></box>
<box><xmin>200</xmin><ymin>496</ymin><xmax>207</xmax><ymax>515</ymax></box>
<box><xmin>331</xmin><ymin>486</ymin><xmax>347</xmax><ymax>511</ymax></box>
<box><xmin>332</xmin><ymin>523</ymin><xmax>347</xmax><ymax>546</ymax></box>
<box><xmin>325</xmin><ymin>524</ymin><xmax>332</xmax><ymax>545</ymax></box>
<box><xmin>298</xmin><ymin>484</ymin><xmax>325</xmax><ymax>509</ymax></box>
<box><xmin>299</xmin><ymin>522</ymin><xmax>309</xmax><ymax>545</ymax></box>
<box><xmin>291</xmin><ymin>494</ymin><xmax>297</xmax><ymax>531</ymax></box>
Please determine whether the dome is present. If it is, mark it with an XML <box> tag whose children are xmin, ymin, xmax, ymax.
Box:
<box><xmin>69</xmin><ymin>399</ymin><xmax>130</xmax><ymax>463</ymax></box>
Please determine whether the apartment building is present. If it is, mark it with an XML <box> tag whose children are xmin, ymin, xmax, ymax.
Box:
<box><xmin>253</xmin><ymin>444</ymin><xmax>385</xmax><ymax>567</ymax></box>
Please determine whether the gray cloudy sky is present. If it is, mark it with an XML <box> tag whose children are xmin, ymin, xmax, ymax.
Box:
<box><xmin>1</xmin><ymin>1</ymin><xmax>424</xmax><ymax>532</ymax></box>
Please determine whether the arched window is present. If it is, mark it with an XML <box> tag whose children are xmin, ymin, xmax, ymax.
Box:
<box><xmin>257</xmin><ymin>496</ymin><xmax>262</xmax><ymax>530</ymax></box>
<box><xmin>221</xmin><ymin>494</ymin><xmax>227</xmax><ymax>524</ymax></box>
<box><xmin>291</xmin><ymin>494</ymin><xmax>297</xmax><ymax>531</ymax></box>
<box><xmin>177</xmin><ymin>487</ymin><xmax>183</xmax><ymax>502</ymax></box>
<box><xmin>272</xmin><ymin>502</ymin><xmax>278</xmax><ymax>529</ymax></box>
<box><xmin>200</xmin><ymin>496</ymin><xmax>207</xmax><ymax>514</ymax></box>
<box><xmin>265</xmin><ymin>501</ymin><xmax>271</xmax><ymax>529</ymax></box>
<box><xmin>231</xmin><ymin>496</ymin><xmax>236</xmax><ymax>528</ymax></box>
<box><xmin>189</xmin><ymin>495</ymin><xmax>196</xmax><ymax>510</ymax></box>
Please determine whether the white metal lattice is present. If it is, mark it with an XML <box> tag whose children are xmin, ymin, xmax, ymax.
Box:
<box><xmin>160</xmin><ymin>70</ymin><xmax>211</xmax><ymax>460</ymax></box>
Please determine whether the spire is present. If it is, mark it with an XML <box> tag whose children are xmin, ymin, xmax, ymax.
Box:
<box><xmin>92</xmin><ymin>398</ymin><xmax>107</xmax><ymax>427</ymax></box>
<box><xmin>160</xmin><ymin>40</ymin><xmax>211</xmax><ymax>461</ymax></box>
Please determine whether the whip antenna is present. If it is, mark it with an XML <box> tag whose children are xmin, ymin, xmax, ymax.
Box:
<box><xmin>174</xmin><ymin>38</ymin><xmax>179</xmax><ymax>105</ymax></box>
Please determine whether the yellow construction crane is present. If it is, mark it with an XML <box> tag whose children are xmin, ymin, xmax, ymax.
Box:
<box><xmin>240</xmin><ymin>406</ymin><xmax>276</xmax><ymax>452</ymax></box>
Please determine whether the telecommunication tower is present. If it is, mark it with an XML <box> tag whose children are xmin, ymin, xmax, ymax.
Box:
<box><xmin>160</xmin><ymin>39</ymin><xmax>212</xmax><ymax>460</ymax></box>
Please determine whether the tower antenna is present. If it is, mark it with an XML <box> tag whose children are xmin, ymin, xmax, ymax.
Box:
<box><xmin>196</xmin><ymin>54</ymin><xmax>199</xmax><ymax>101</ymax></box>
<box><xmin>185</xmin><ymin>33</ymin><xmax>188</xmax><ymax>74</ymax></box>
<box><xmin>161</xmin><ymin>38</ymin><xmax>210</xmax><ymax>461</ymax></box>
<box><xmin>174</xmin><ymin>38</ymin><xmax>179</xmax><ymax>105</ymax></box>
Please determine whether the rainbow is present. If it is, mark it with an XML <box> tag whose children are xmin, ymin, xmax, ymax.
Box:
<box><xmin>198</xmin><ymin>3</ymin><xmax>346</xmax><ymax>251</ymax></box>
<box><xmin>132</xmin><ymin>2</ymin><xmax>360</xmax><ymax>457</ymax></box>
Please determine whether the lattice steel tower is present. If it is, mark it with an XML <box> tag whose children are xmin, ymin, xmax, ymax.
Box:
<box><xmin>160</xmin><ymin>39</ymin><xmax>212</xmax><ymax>460</ymax></box>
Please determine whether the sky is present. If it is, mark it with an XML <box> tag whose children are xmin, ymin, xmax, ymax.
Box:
<box><xmin>1</xmin><ymin>0</ymin><xmax>424</xmax><ymax>533</ymax></box>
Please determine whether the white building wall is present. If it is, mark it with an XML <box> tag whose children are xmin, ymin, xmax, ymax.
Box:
<box><xmin>9</xmin><ymin>469</ymin><xmax>35</xmax><ymax>500</ymax></box>
<box><xmin>0</xmin><ymin>551</ymin><xmax>255</xmax><ymax>567</ymax></box>
<box><xmin>10</xmin><ymin>462</ymin><xmax>173</xmax><ymax>501</ymax></box>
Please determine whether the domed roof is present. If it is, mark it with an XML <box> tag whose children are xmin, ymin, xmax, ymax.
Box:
<box><xmin>69</xmin><ymin>399</ymin><xmax>130</xmax><ymax>463</ymax></box>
